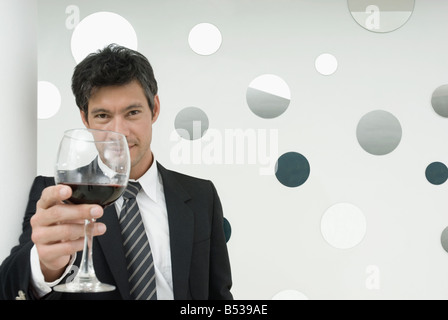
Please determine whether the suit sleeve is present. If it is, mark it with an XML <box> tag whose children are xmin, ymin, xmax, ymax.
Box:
<box><xmin>0</xmin><ymin>176</ymin><xmax>54</xmax><ymax>300</ymax></box>
<box><xmin>208</xmin><ymin>181</ymin><xmax>233</xmax><ymax>300</ymax></box>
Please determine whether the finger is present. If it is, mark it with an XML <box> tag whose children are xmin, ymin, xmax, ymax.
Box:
<box><xmin>33</xmin><ymin>203</ymin><xmax>103</xmax><ymax>227</ymax></box>
<box><xmin>93</xmin><ymin>222</ymin><xmax>107</xmax><ymax>236</ymax></box>
<box><xmin>33</xmin><ymin>222</ymin><xmax>107</xmax><ymax>244</ymax></box>
<box><xmin>37</xmin><ymin>185</ymin><xmax>72</xmax><ymax>210</ymax></box>
<box><xmin>32</xmin><ymin>223</ymin><xmax>84</xmax><ymax>244</ymax></box>
<box><xmin>37</xmin><ymin>239</ymin><xmax>85</xmax><ymax>269</ymax></box>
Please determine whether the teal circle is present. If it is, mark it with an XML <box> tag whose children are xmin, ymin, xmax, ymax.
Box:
<box><xmin>223</xmin><ymin>218</ymin><xmax>231</xmax><ymax>243</ymax></box>
<box><xmin>425</xmin><ymin>162</ymin><xmax>448</xmax><ymax>185</ymax></box>
<box><xmin>275</xmin><ymin>152</ymin><xmax>310</xmax><ymax>188</ymax></box>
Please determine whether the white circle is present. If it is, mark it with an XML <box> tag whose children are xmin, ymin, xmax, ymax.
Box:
<box><xmin>247</xmin><ymin>74</ymin><xmax>291</xmax><ymax>119</ymax></box>
<box><xmin>321</xmin><ymin>203</ymin><xmax>367</xmax><ymax>249</ymax></box>
<box><xmin>248</xmin><ymin>74</ymin><xmax>291</xmax><ymax>100</ymax></box>
<box><xmin>188</xmin><ymin>23</ymin><xmax>222</xmax><ymax>56</ymax></box>
<box><xmin>71</xmin><ymin>12</ymin><xmax>138</xmax><ymax>63</ymax></box>
<box><xmin>272</xmin><ymin>290</ymin><xmax>309</xmax><ymax>300</ymax></box>
<box><xmin>315</xmin><ymin>53</ymin><xmax>338</xmax><ymax>76</ymax></box>
<box><xmin>38</xmin><ymin>81</ymin><xmax>61</xmax><ymax>119</ymax></box>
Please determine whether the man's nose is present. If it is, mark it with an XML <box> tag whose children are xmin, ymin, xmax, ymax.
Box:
<box><xmin>111</xmin><ymin>117</ymin><xmax>130</xmax><ymax>137</ymax></box>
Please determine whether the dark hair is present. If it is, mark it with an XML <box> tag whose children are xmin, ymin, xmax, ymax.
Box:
<box><xmin>72</xmin><ymin>44</ymin><xmax>158</xmax><ymax>117</ymax></box>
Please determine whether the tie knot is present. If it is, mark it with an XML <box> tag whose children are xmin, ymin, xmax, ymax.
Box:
<box><xmin>123</xmin><ymin>181</ymin><xmax>142</xmax><ymax>200</ymax></box>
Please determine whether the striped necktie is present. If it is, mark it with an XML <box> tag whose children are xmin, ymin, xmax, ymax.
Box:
<box><xmin>119</xmin><ymin>181</ymin><xmax>157</xmax><ymax>300</ymax></box>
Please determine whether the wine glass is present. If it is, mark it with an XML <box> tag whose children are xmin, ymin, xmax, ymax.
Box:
<box><xmin>53</xmin><ymin>128</ymin><xmax>130</xmax><ymax>293</ymax></box>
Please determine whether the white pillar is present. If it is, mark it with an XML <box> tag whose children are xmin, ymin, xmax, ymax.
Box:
<box><xmin>0</xmin><ymin>0</ymin><xmax>37</xmax><ymax>261</ymax></box>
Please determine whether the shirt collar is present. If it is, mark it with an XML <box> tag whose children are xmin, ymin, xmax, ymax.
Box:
<box><xmin>129</xmin><ymin>155</ymin><xmax>159</xmax><ymax>203</ymax></box>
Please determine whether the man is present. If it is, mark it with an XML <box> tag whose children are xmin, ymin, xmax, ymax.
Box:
<box><xmin>0</xmin><ymin>44</ymin><xmax>233</xmax><ymax>300</ymax></box>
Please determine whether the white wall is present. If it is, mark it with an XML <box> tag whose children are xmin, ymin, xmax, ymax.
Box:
<box><xmin>0</xmin><ymin>0</ymin><xmax>37</xmax><ymax>262</ymax></box>
<box><xmin>16</xmin><ymin>0</ymin><xmax>448</xmax><ymax>299</ymax></box>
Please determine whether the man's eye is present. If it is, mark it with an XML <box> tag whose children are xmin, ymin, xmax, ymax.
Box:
<box><xmin>94</xmin><ymin>114</ymin><xmax>108</xmax><ymax>119</ymax></box>
<box><xmin>128</xmin><ymin>110</ymin><xmax>140</xmax><ymax>116</ymax></box>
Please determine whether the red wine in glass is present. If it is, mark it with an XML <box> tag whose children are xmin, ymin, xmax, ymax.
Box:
<box><xmin>62</xmin><ymin>183</ymin><xmax>126</xmax><ymax>208</ymax></box>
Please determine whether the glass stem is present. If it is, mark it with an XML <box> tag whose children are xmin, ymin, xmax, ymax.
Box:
<box><xmin>78</xmin><ymin>218</ymin><xmax>97</xmax><ymax>280</ymax></box>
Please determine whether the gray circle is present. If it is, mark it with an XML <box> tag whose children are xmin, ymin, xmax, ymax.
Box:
<box><xmin>246</xmin><ymin>74</ymin><xmax>291</xmax><ymax>119</ymax></box>
<box><xmin>174</xmin><ymin>107</ymin><xmax>209</xmax><ymax>140</ymax></box>
<box><xmin>275</xmin><ymin>152</ymin><xmax>310</xmax><ymax>188</ymax></box>
<box><xmin>431</xmin><ymin>84</ymin><xmax>448</xmax><ymax>118</ymax></box>
<box><xmin>441</xmin><ymin>227</ymin><xmax>448</xmax><ymax>253</ymax></box>
<box><xmin>356</xmin><ymin>110</ymin><xmax>402</xmax><ymax>156</ymax></box>
<box><xmin>347</xmin><ymin>0</ymin><xmax>415</xmax><ymax>33</ymax></box>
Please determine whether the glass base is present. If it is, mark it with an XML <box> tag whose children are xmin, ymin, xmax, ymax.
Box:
<box><xmin>53</xmin><ymin>276</ymin><xmax>115</xmax><ymax>293</ymax></box>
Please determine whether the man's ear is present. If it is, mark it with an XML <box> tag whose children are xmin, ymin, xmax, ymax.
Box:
<box><xmin>152</xmin><ymin>95</ymin><xmax>160</xmax><ymax>124</ymax></box>
<box><xmin>80</xmin><ymin>110</ymin><xmax>90</xmax><ymax>128</ymax></box>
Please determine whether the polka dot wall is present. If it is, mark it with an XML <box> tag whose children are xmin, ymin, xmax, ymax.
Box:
<box><xmin>37</xmin><ymin>0</ymin><xmax>448</xmax><ymax>299</ymax></box>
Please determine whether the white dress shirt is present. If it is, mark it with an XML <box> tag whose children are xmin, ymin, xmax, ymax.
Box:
<box><xmin>30</xmin><ymin>158</ymin><xmax>174</xmax><ymax>299</ymax></box>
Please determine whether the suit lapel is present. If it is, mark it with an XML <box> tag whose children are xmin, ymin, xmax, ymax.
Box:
<box><xmin>157</xmin><ymin>163</ymin><xmax>194</xmax><ymax>300</ymax></box>
<box><xmin>96</xmin><ymin>205</ymin><xmax>131</xmax><ymax>299</ymax></box>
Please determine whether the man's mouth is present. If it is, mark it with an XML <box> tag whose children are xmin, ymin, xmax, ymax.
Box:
<box><xmin>127</xmin><ymin>140</ymin><xmax>137</xmax><ymax>149</ymax></box>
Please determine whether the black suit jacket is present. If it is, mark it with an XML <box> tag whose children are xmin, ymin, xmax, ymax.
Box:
<box><xmin>0</xmin><ymin>163</ymin><xmax>233</xmax><ymax>300</ymax></box>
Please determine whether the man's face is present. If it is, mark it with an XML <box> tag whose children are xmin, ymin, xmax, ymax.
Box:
<box><xmin>81</xmin><ymin>80</ymin><xmax>160</xmax><ymax>179</ymax></box>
